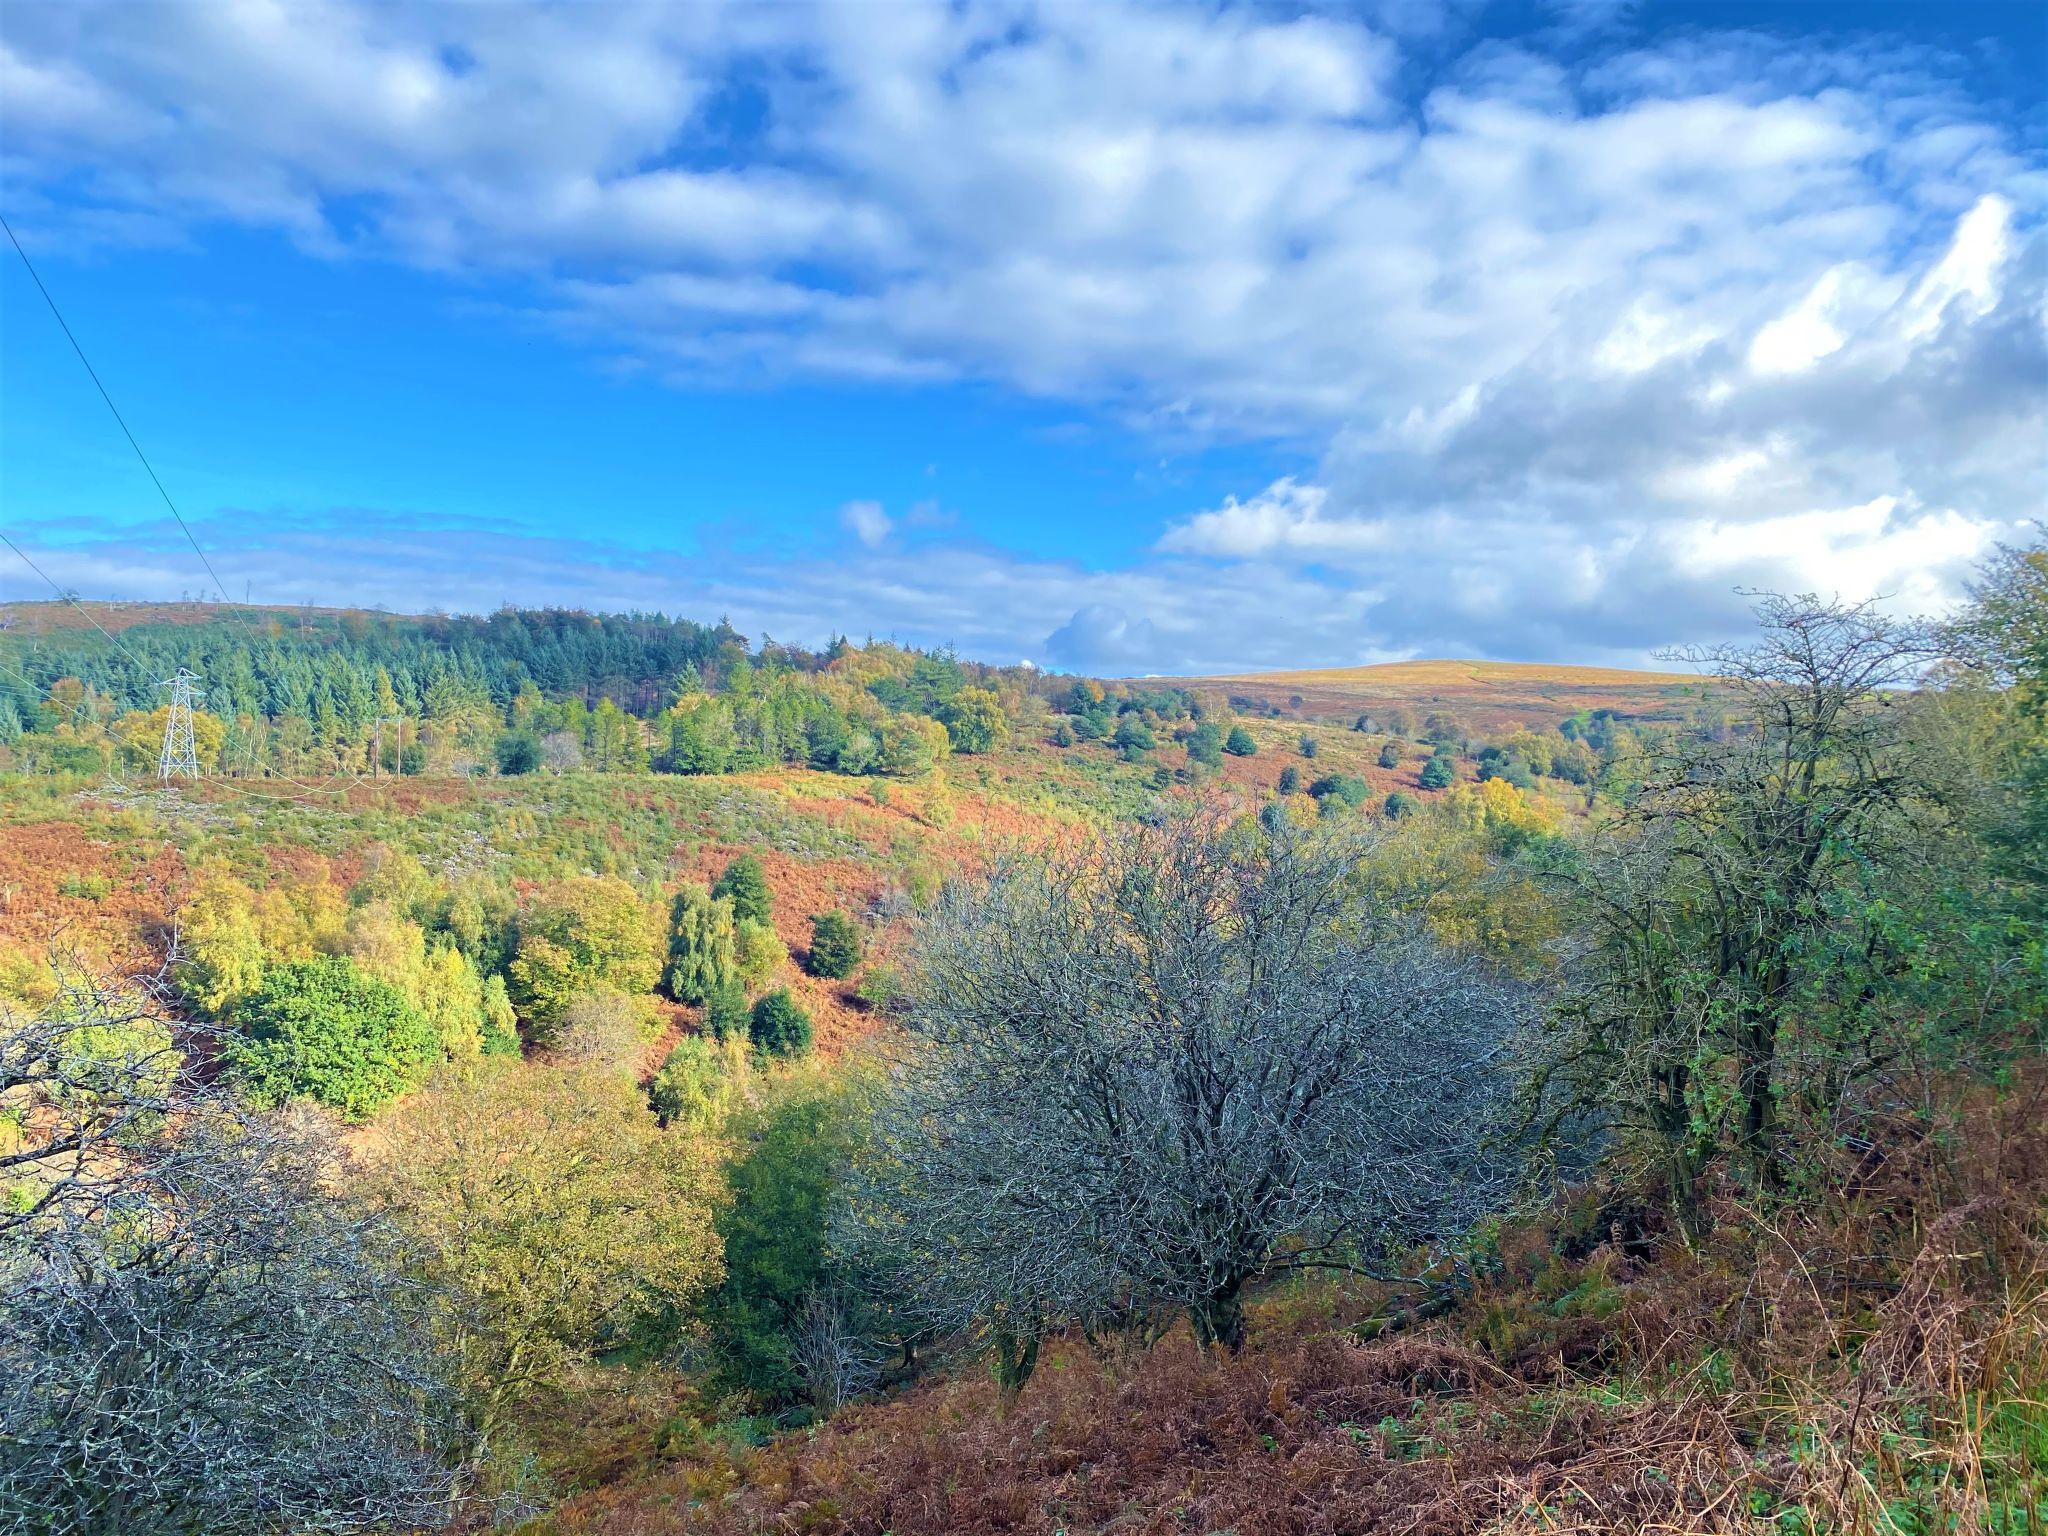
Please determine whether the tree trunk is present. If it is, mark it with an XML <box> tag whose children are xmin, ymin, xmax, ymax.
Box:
<box><xmin>991</xmin><ymin>1327</ymin><xmax>1040</xmax><ymax>1404</ymax></box>
<box><xmin>1191</xmin><ymin>1282</ymin><xmax>1248</xmax><ymax>1353</ymax></box>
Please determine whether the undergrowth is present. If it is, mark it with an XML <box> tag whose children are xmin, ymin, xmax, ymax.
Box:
<box><xmin>526</xmin><ymin>1075</ymin><xmax>2048</xmax><ymax>1536</ymax></box>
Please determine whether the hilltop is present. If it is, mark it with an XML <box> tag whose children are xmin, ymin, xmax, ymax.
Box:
<box><xmin>1165</xmin><ymin>657</ymin><xmax>1708</xmax><ymax>735</ymax></box>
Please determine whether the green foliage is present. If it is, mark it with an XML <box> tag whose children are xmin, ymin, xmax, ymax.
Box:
<box><xmin>1419</xmin><ymin>756</ymin><xmax>1456</xmax><ymax>790</ymax></box>
<box><xmin>665</xmin><ymin>885</ymin><xmax>738</xmax><ymax>1005</ymax></box>
<box><xmin>648</xmin><ymin>1031</ymin><xmax>751</xmax><ymax>1131</ymax></box>
<box><xmin>713</xmin><ymin>855</ymin><xmax>773</xmax><ymax>926</ymax></box>
<box><xmin>808</xmin><ymin>911</ymin><xmax>863</xmax><ymax>979</ymax></box>
<box><xmin>749</xmin><ymin>990</ymin><xmax>813</xmax><ymax>1057</ymax></box>
<box><xmin>1298</xmin><ymin>735</ymin><xmax>1318</xmax><ymax>758</ymax></box>
<box><xmin>1480</xmin><ymin>758</ymin><xmax>1538</xmax><ymax>790</ymax></box>
<box><xmin>495</xmin><ymin>732</ymin><xmax>542</xmax><ymax>776</ymax></box>
<box><xmin>1384</xmin><ymin>790</ymin><xmax>1419</xmax><ymax>820</ymax></box>
<box><xmin>1277</xmin><ymin>766</ymin><xmax>1301</xmax><ymax>795</ymax></box>
<box><xmin>704</xmin><ymin>980</ymin><xmax>751</xmax><ymax>1041</ymax></box>
<box><xmin>704</xmin><ymin>1072</ymin><xmax>859</xmax><ymax>1405</ymax></box>
<box><xmin>1309</xmin><ymin>774</ymin><xmax>1370</xmax><ymax>809</ymax></box>
<box><xmin>1186</xmin><ymin>722</ymin><xmax>1224</xmax><ymax>768</ymax></box>
<box><xmin>734</xmin><ymin>919</ymin><xmax>786</xmax><ymax>987</ymax></box>
<box><xmin>1379</xmin><ymin>741</ymin><xmax>1404</xmax><ymax>769</ymax></box>
<box><xmin>1113</xmin><ymin>716</ymin><xmax>1156</xmax><ymax>758</ymax></box>
<box><xmin>1224</xmin><ymin>726</ymin><xmax>1257</xmax><ymax>757</ymax></box>
<box><xmin>939</xmin><ymin>687</ymin><xmax>1009</xmax><ymax>754</ymax></box>
<box><xmin>224</xmin><ymin>955</ymin><xmax>438</xmax><ymax>1119</ymax></box>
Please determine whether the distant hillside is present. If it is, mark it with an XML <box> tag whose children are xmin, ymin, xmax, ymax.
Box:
<box><xmin>1165</xmin><ymin>657</ymin><xmax>1710</xmax><ymax>735</ymax></box>
<box><xmin>0</xmin><ymin>598</ymin><xmax>385</xmax><ymax>636</ymax></box>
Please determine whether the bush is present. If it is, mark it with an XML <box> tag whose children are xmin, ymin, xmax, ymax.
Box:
<box><xmin>1419</xmin><ymin>756</ymin><xmax>1456</xmax><ymax>790</ymax></box>
<box><xmin>1308</xmin><ymin>774</ymin><xmax>1370</xmax><ymax>809</ymax></box>
<box><xmin>713</xmin><ymin>855</ymin><xmax>773</xmax><ymax>927</ymax></box>
<box><xmin>704</xmin><ymin>980</ymin><xmax>751</xmax><ymax>1040</ymax></box>
<box><xmin>1481</xmin><ymin>758</ymin><xmax>1538</xmax><ymax>790</ymax></box>
<box><xmin>1384</xmin><ymin>790</ymin><xmax>1419</xmax><ymax>819</ymax></box>
<box><xmin>1224</xmin><ymin>726</ymin><xmax>1257</xmax><ymax>757</ymax></box>
<box><xmin>1379</xmin><ymin>741</ymin><xmax>1403</xmax><ymax>769</ymax></box>
<box><xmin>1113</xmin><ymin>717</ymin><xmax>1156</xmax><ymax>754</ymax></box>
<box><xmin>649</xmin><ymin>1032</ymin><xmax>750</xmax><ymax>1131</ymax></box>
<box><xmin>494</xmin><ymin>732</ymin><xmax>542</xmax><ymax>776</ymax></box>
<box><xmin>939</xmin><ymin>688</ymin><xmax>1009</xmax><ymax>754</ymax></box>
<box><xmin>734</xmin><ymin>919</ymin><xmax>786</xmax><ymax>986</ymax></box>
<box><xmin>1298</xmin><ymin>735</ymin><xmax>1317</xmax><ymax>758</ymax></box>
<box><xmin>1186</xmin><ymin>722</ymin><xmax>1224</xmax><ymax>768</ymax></box>
<box><xmin>224</xmin><ymin>956</ymin><xmax>438</xmax><ymax>1119</ymax></box>
<box><xmin>1277</xmin><ymin>766</ymin><xmax>1301</xmax><ymax>795</ymax></box>
<box><xmin>749</xmin><ymin>990</ymin><xmax>814</xmax><ymax>1057</ymax></box>
<box><xmin>808</xmin><ymin>911</ymin><xmax>863</xmax><ymax>979</ymax></box>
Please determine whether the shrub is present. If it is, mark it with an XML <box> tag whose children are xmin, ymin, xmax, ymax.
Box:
<box><xmin>1277</xmin><ymin>766</ymin><xmax>1301</xmax><ymax>796</ymax></box>
<box><xmin>649</xmin><ymin>1032</ymin><xmax>751</xmax><ymax>1131</ymax></box>
<box><xmin>1309</xmin><ymin>774</ymin><xmax>1370</xmax><ymax>809</ymax></box>
<box><xmin>1298</xmin><ymin>735</ymin><xmax>1317</xmax><ymax>758</ymax></box>
<box><xmin>1384</xmin><ymin>790</ymin><xmax>1419</xmax><ymax>819</ymax></box>
<box><xmin>1186</xmin><ymin>722</ymin><xmax>1225</xmax><ymax>768</ymax></box>
<box><xmin>713</xmin><ymin>855</ymin><xmax>773</xmax><ymax>927</ymax></box>
<box><xmin>224</xmin><ymin>955</ymin><xmax>438</xmax><ymax>1119</ymax></box>
<box><xmin>494</xmin><ymin>732</ymin><xmax>542</xmax><ymax>776</ymax></box>
<box><xmin>1419</xmin><ymin>756</ymin><xmax>1456</xmax><ymax>790</ymax></box>
<box><xmin>749</xmin><ymin>990</ymin><xmax>813</xmax><ymax>1057</ymax></box>
<box><xmin>734</xmin><ymin>919</ymin><xmax>786</xmax><ymax>986</ymax></box>
<box><xmin>1379</xmin><ymin>741</ymin><xmax>1403</xmax><ymax>769</ymax></box>
<box><xmin>808</xmin><ymin>911</ymin><xmax>863</xmax><ymax>979</ymax></box>
<box><xmin>939</xmin><ymin>688</ymin><xmax>1009</xmax><ymax>754</ymax></box>
<box><xmin>704</xmin><ymin>980</ymin><xmax>751</xmax><ymax>1041</ymax></box>
<box><xmin>1113</xmin><ymin>717</ymin><xmax>1156</xmax><ymax>754</ymax></box>
<box><xmin>1224</xmin><ymin>726</ymin><xmax>1257</xmax><ymax>757</ymax></box>
<box><xmin>1481</xmin><ymin>758</ymin><xmax>1538</xmax><ymax>791</ymax></box>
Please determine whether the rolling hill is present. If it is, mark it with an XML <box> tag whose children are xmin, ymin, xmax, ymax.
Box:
<box><xmin>1160</xmin><ymin>657</ymin><xmax>1711</xmax><ymax>735</ymax></box>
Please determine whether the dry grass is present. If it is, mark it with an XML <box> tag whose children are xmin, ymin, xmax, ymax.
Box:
<box><xmin>528</xmin><ymin>1078</ymin><xmax>2048</xmax><ymax>1536</ymax></box>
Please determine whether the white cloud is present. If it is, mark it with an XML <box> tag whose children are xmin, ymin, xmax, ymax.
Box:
<box><xmin>838</xmin><ymin>499</ymin><xmax>892</xmax><ymax>548</ymax></box>
<box><xmin>1</xmin><ymin>2</ymin><xmax>2040</xmax><ymax>665</ymax></box>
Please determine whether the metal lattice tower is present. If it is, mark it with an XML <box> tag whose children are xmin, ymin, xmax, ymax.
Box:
<box><xmin>157</xmin><ymin>668</ymin><xmax>203</xmax><ymax>780</ymax></box>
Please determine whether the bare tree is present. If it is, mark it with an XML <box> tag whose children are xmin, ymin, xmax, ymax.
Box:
<box><xmin>0</xmin><ymin>966</ymin><xmax>462</xmax><ymax>1535</ymax></box>
<box><xmin>843</xmin><ymin>809</ymin><xmax>1534</xmax><ymax>1372</ymax></box>
<box><xmin>1537</xmin><ymin>594</ymin><xmax>1951</xmax><ymax>1235</ymax></box>
<box><xmin>789</xmin><ymin>1288</ymin><xmax>884</xmax><ymax>1412</ymax></box>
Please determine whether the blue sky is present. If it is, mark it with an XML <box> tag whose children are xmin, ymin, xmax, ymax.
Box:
<box><xmin>2</xmin><ymin>0</ymin><xmax>2042</xmax><ymax>673</ymax></box>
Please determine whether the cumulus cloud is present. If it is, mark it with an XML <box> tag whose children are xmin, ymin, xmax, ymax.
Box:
<box><xmin>1</xmin><ymin>1</ymin><xmax>2041</xmax><ymax>668</ymax></box>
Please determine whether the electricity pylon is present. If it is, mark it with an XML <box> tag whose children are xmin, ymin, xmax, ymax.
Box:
<box><xmin>157</xmin><ymin>668</ymin><xmax>203</xmax><ymax>781</ymax></box>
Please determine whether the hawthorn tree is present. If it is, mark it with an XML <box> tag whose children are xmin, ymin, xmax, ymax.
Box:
<box><xmin>0</xmin><ymin>971</ymin><xmax>458</xmax><ymax>1535</ymax></box>
<box><xmin>847</xmin><ymin>809</ymin><xmax>1531</xmax><ymax>1372</ymax></box>
<box><xmin>1537</xmin><ymin>593</ymin><xmax>1960</xmax><ymax>1237</ymax></box>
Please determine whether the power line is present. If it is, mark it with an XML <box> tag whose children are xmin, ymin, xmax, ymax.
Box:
<box><xmin>2</xmin><ymin>213</ymin><xmax>377</xmax><ymax>805</ymax></box>
<box><xmin>1</xmin><ymin>211</ymin><xmax>235</xmax><ymax>605</ymax></box>
<box><xmin>0</xmin><ymin>526</ymin><xmax>157</xmax><ymax>675</ymax></box>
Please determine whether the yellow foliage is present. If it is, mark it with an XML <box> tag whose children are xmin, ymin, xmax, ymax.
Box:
<box><xmin>1441</xmin><ymin>777</ymin><xmax>1560</xmax><ymax>848</ymax></box>
<box><xmin>111</xmin><ymin>706</ymin><xmax>228</xmax><ymax>771</ymax></box>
